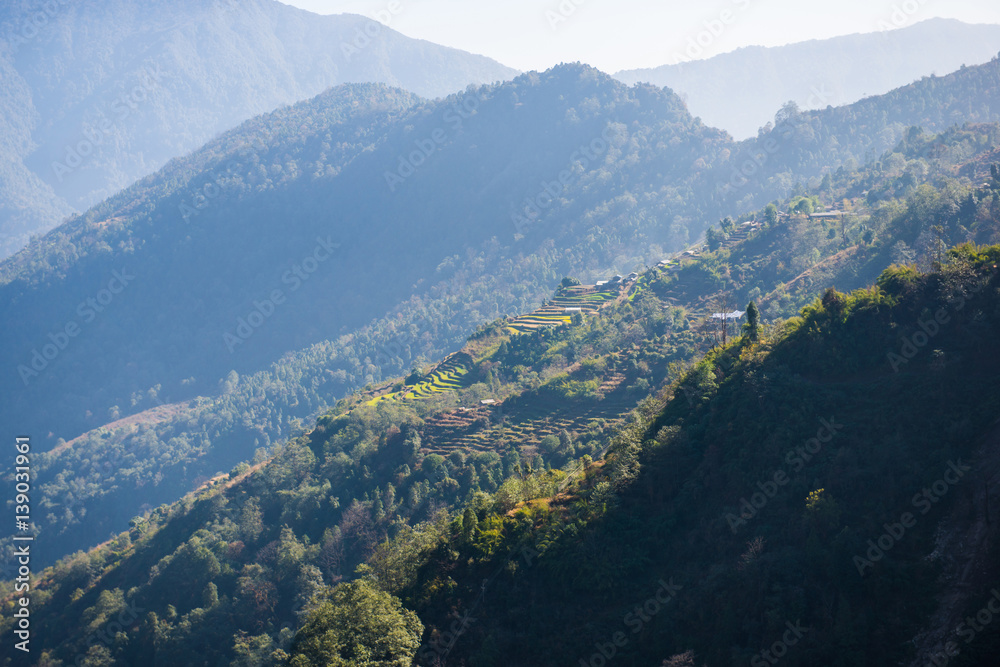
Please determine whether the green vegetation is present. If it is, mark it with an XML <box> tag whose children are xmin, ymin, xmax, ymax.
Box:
<box><xmin>7</xmin><ymin>61</ymin><xmax>1000</xmax><ymax>572</ymax></box>
<box><xmin>403</xmin><ymin>247</ymin><xmax>1000</xmax><ymax>666</ymax></box>
<box><xmin>3</xmin><ymin>162</ymin><xmax>1000</xmax><ymax>664</ymax></box>
<box><xmin>288</xmin><ymin>579</ymin><xmax>423</xmax><ymax>667</ymax></box>
<box><xmin>4</xmin><ymin>46</ymin><xmax>1000</xmax><ymax>667</ymax></box>
<box><xmin>0</xmin><ymin>0</ymin><xmax>516</xmax><ymax>259</ymax></box>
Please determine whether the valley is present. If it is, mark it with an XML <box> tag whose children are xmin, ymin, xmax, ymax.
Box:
<box><xmin>1</xmin><ymin>7</ymin><xmax>1000</xmax><ymax>666</ymax></box>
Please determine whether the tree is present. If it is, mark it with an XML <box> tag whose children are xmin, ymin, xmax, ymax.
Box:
<box><xmin>461</xmin><ymin>507</ymin><xmax>478</xmax><ymax>543</ymax></box>
<box><xmin>775</xmin><ymin>100</ymin><xmax>800</xmax><ymax>125</ymax></box>
<box><xmin>744</xmin><ymin>301</ymin><xmax>760</xmax><ymax>341</ymax></box>
<box><xmin>231</xmin><ymin>631</ymin><xmax>287</xmax><ymax>667</ymax></box>
<box><xmin>79</xmin><ymin>645</ymin><xmax>115</xmax><ymax>666</ymax></box>
<box><xmin>202</xmin><ymin>581</ymin><xmax>219</xmax><ymax>608</ymax></box>
<box><xmin>706</xmin><ymin>227</ymin><xmax>724</xmax><ymax>252</ymax></box>
<box><xmin>288</xmin><ymin>579</ymin><xmax>423</xmax><ymax>667</ymax></box>
<box><xmin>538</xmin><ymin>434</ymin><xmax>561</xmax><ymax>455</ymax></box>
<box><xmin>240</xmin><ymin>499</ymin><xmax>264</xmax><ymax>543</ymax></box>
<box><xmin>789</xmin><ymin>196</ymin><xmax>814</xmax><ymax>216</ymax></box>
<box><xmin>560</xmin><ymin>276</ymin><xmax>581</xmax><ymax>289</ymax></box>
<box><xmin>763</xmin><ymin>203</ymin><xmax>778</xmax><ymax>226</ymax></box>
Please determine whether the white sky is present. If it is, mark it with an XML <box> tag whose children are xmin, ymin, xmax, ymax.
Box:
<box><xmin>277</xmin><ymin>0</ymin><xmax>1000</xmax><ymax>73</ymax></box>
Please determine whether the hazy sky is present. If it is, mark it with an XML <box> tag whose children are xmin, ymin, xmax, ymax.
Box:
<box><xmin>278</xmin><ymin>0</ymin><xmax>1000</xmax><ymax>72</ymax></box>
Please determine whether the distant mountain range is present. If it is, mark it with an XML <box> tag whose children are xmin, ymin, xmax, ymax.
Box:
<box><xmin>0</xmin><ymin>0</ymin><xmax>518</xmax><ymax>259</ymax></box>
<box><xmin>615</xmin><ymin>18</ymin><xmax>1000</xmax><ymax>139</ymax></box>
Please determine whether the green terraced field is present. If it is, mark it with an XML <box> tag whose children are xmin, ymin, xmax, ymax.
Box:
<box><xmin>368</xmin><ymin>352</ymin><xmax>475</xmax><ymax>404</ymax></box>
<box><xmin>506</xmin><ymin>285</ymin><xmax>618</xmax><ymax>334</ymax></box>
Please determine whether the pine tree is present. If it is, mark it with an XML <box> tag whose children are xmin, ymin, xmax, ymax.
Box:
<box><xmin>744</xmin><ymin>301</ymin><xmax>760</xmax><ymax>341</ymax></box>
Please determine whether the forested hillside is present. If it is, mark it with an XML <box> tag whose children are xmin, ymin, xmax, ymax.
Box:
<box><xmin>3</xmin><ymin>160</ymin><xmax>1000</xmax><ymax>664</ymax></box>
<box><xmin>717</xmin><ymin>53</ymin><xmax>1000</xmax><ymax>212</ymax></box>
<box><xmin>616</xmin><ymin>18</ymin><xmax>1000</xmax><ymax>139</ymax></box>
<box><xmin>0</xmin><ymin>0</ymin><xmax>517</xmax><ymax>258</ymax></box>
<box><xmin>402</xmin><ymin>245</ymin><xmax>1000</xmax><ymax>667</ymax></box>
<box><xmin>0</xmin><ymin>65</ymin><xmax>728</xmax><ymax>449</ymax></box>
<box><xmin>5</xmin><ymin>58</ymin><xmax>1000</xmax><ymax>570</ymax></box>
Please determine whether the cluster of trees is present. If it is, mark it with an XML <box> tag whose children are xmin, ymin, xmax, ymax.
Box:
<box><xmin>402</xmin><ymin>245</ymin><xmax>1000</xmax><ymax>665</ymax></box>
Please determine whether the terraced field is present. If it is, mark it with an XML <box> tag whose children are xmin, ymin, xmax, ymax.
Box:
<box><xmin>369</xmin><ymin>352</ymin><xmax>475</xmax><ymax>404</ymax></box>
<box><xmin>507</xmin><ymin>285</ymin><xmax>619</xmax><ymax>334</ymax></box>
<box><xmin>419</xmin><ymin>367</ymin><xmax>636</xmax><ymax>457</ymax></box>
<box><xmin>378</xmin><ymin>229</ymin><xmax>756</xmax><ymax>454</ymax></box>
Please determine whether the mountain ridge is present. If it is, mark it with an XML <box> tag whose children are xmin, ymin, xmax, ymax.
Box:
<box><xmin>4</xmin><ymin>58</ymin><xmax>1000</xmax><ymax>573</ymax></box>
<box><xmin>0</xmin><ymin>0</ymin><xmax>518</xmax><ymax>259</ymax></box>
<box><xmin>616</xmin><ymin>18</ymin><xmax>1000</xmax><ymax>139</ymax></box>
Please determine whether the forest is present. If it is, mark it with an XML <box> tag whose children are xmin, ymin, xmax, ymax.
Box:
<box><xmin>3</xmin><ymin>147</ymin><xmax>1000</xmax><ymax>663</ymax></box>
<box><xmin>5</xmin><ymin>58</ymin><xmax>1000</xmax><ymax>573</ymax></box>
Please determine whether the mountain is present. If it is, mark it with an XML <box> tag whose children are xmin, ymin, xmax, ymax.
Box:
<box><xmin>716</xmin><ymin>53</ymin><xmax>1000</xmax><ymax>212</ymax></box>
<box><xmin>4</xmin><ymin>158</ymin><xmax>1000</xmax><ymax>664</ymax></box>
<box><xmin>0</xmin><ymin>65</ymin><xmax>729</xmax><ymax>455</ymax></box>
<box><xmin>400</xmin><ymin>246</ymin><xmax>1000</xmax><ymax>667</ymax></box>
<box><xmin>615</xmin><ymin>18</ymin><xmax>1000</xmax><ymax>140</ymax></box>
<box><xmin>0</xmin><ymin>0</ymin><xmax>518</xmax><ymax>260</ymax></box>
<box><xmin>0</xmin><ymin>66</ymin><xmax>733</xmax><ymax>566</ymax></box>
<box><xmin>5</xmin><ymin>56</ymin><xmax>1000</xmax><ymax>570</ymax></box>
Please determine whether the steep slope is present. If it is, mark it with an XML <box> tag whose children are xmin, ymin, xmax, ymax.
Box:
<box><xmin>717</xmin><ymin>54</ymin><xmax>1000</xmax><ymax>211</ymax></box>
<box><xmin>0</xmin><ymin>66</ymin><xmax>735</xmax><ymax>566</ymax></box>
<box><xmin>10</xmin><ymin>56</ymin><xmax>1000</xmax><ymax>459</ymax></box>
<box><xmin>5</xmin><ymin>238</ymin><xmax>999</xmax><ymax>665</ymax></box>
<box><xmin>616</xmin><ymin>19</ymin><xmax>1000</xmax><ymax>139</ymax></box>
<box><xmin>0</xmin><ymin>0</ymin><xmax>517</xmax><ymax>258</ymax></box>
<box><xmin>0</xmin><ymin>258</ymin><xmax>711</xmax><ymax>665</ymax></box>
<box><xmin>402</xmin><ymin>248</ymin><xmax>1000</xmax><ymax>666</ymax></box>
<box><xmin>6</xmin><ymin>61</ymin><xmax>1000</xmax><ymax>570</ymax></box>
<box><xmin>3</xmin><ymin>121</ymin><xmax>1000</xmax><ymax>655</ymax></box>
<box><xmin>0</xmin><ymin>65</ymin><xmax>728</xmax><ymax>456</ymax></box>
